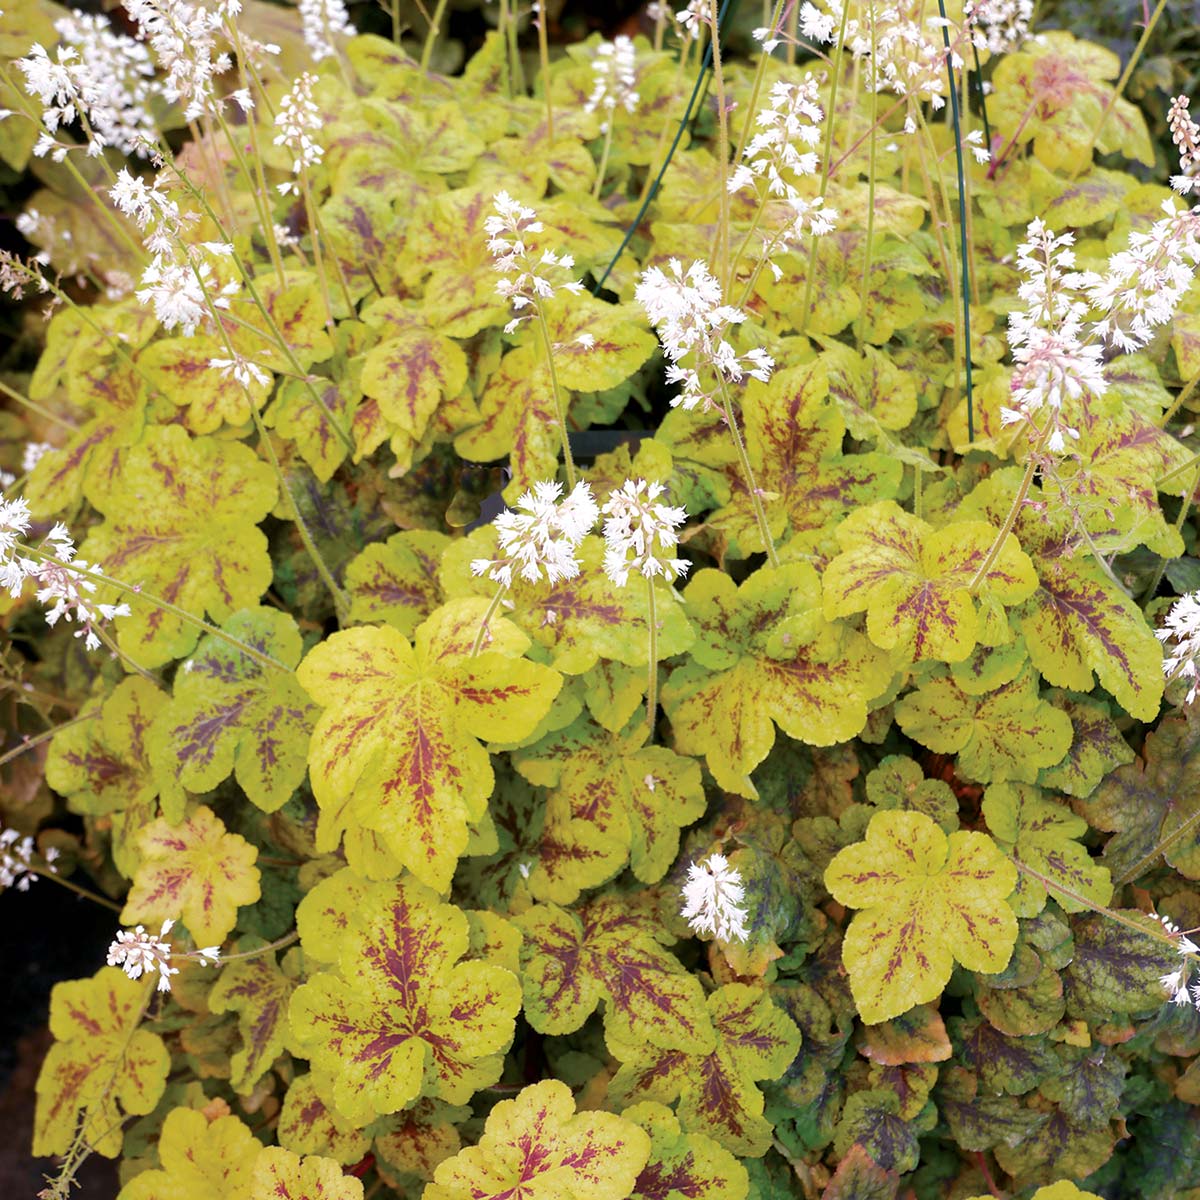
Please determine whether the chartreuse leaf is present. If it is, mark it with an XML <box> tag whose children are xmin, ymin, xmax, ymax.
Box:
<box><xmin>609</xmin><ymin>984</ymin><xmax>801</xmax><ymax>1156</ymax></box>
<box><xmin>277</xmin><ymin>1073</ymin><xmax>370</xmax><ymax>1164</ymax></box>
<box><xmin>825</xmin><ymin>811</ymin><xmax>1018</xmax><ymax>1024</ymax></box>
<box><xmin>823</xmin><ymin>501</ymin><xmax>1036</xmax><ymax>663</ymax></box>
<box><xmin>117</xmin><ymin>1107</ymin><xmax>261</xmax><ymax>1199</ymax></box>
<box><xmin>624</xmin><ymin>1102</ymin><xmax>749</xmax><ymax>1200</ymax></box>
<box><xmin>208</xmin><ymin>947</ymin><xmax>297</xmax><ymax>1094</ymax></box>
<box><xmin>663</xmin><ymin>564</ymin><xmax>892</xmax><ymax>797</ymax></box>
<box><xmin>971</xmin><ymin>1187</ymin><xmax>1102</xmax><ymax>1200</ymax></box>
<box><xmin>374</xmin><ymin>1098</ymin><xmax>469</xmax><ymax>1186</ymax></box>
<box><xmin>423</xmin><ymin>1080</ymin><xmax>650</xmax><ymax>1200</ymax></box>
<box><xmin>1064</xmin><ymin>911</ymin><xmax>1175</xmax><ymax>1020</ymax></box>
<box><xmin>44</xmin><ymin>675</ymin><xmax>165</xmax><ymax>875</ymax></box>
<box><xmin>514</xmin><ymin>714</ymin><xmax>705</xmax><ymax>884</ymax></box>
<box><xmin>982</xmin><ymin>782</ymin><xmax>1112</xmax><ymax>917</ymax></box>
<box><xmin>865</xmin><ymin>755</ymin><xmax>958</xmax><ymax>833</ymax></box>
<box><xmin>81</xmin><ymin>426</ymin><xmax>277</xmax><ymax>667</ymax></box>
<box><xmin>895</xmin><ymin>665</ymin><xmax>1073</xmax><ymax>784</ymax></box>
<box><xmin>297</xmin><ymin>602</ymin><xmax>561</xmax><ymax>891</ymax></box>
<box><xmin>289</xmin><ymin>871</ymin><xmax>521</xmax><ymax>1125</ymax></box>
<box><xmin>517</xmin><ymin>896</ymin><xmax>715</xmax><ymax>1052</ymax></box>
<box><xmin>345</xmin><ymin>530</ymin><xmax>448</xmax><ymax>636</ymax></box>
<box><xmin>148</xmin><ymin>608</ymin><xmax>316</xmax><ymax>814</ymax></box>
<box><xmin>121</xmin><ymin>805</ymin><xmax>261</xmax><ymax>946</ymax></box>
<box><xmin>34</xmin><ymin>967</ymin><xmax>169</xmax><ymax>1159</ymax></box>
<box><xmin>1038</xmin><ymin>692</ymin><xmax>1134</xmax><ymax>798</ymax></box>
<box><xmin>702</xmin><ymin>362</ymin><xmax>903</xmax><ymax>558</ymax></box>
<box><xmin>253</xmin><ymin>1146</ymin><xmax>364</xmax><ymax>1200</ymax></box>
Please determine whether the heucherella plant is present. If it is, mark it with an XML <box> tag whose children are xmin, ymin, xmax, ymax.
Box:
<box><xmin>7</xmin><ymin>2</ymin><xmax>1200</xmax><ymax>1198</ymax></box>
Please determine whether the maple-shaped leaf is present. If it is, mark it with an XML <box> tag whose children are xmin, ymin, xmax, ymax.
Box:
<box><xmin>517</xmin><ymin>896</ymin><xmax>715</xmax><ymax>1052</ymax></box>
<box><xmin>514</xmin><ymin>713</ymin><xmax>705</xmax><ymax>884</ymax></box>
<box><xmin>266</xmin><ymin>377</ymin><xmax>357</xmax><ymax>484</ymax></box>
<box><xmin>140</xmin><ymin>334</ymin><xmax>273</xmax><ymax>435</ymax></box>
<box><xmin>208</xmin><ymin>945</ymin><xmax>297</xmax><ymax>1094</ymax></box>
<box><xmin>609</xmin><ymin>983</ymin><xmax>801</xmax><ymax>1156</ymax></box>
<box><xmin>530</xmin><ymin>294</ymin><xmax>656</xmax><ymax>391</ymax></box>
<box><xmin>983</xmin><ymin>782</ymin><xmax>1112</xmax><ymax>917</ymax></box>
<box><xmin>698</xmin><ymin>361</ymin><xmax>903</xmax><ymax>558</ymax></box>
<box><xmin>277</xmin><ymin>1073</ymin><xmax>370</xmax><ymax>1164</ymax></box>
<box><xmin>374</xmin><ymin>1097</ymin><xmax>470</xmax><ymax>1185</ymax></box>
<box><xmin>824</xmin><ymin>501</ymin><xmax>1036</xmax><ymax>663</ymax></box>
<box><xmin>345</xmin><ymin>530</ymin><xmax>448</xmax><ymax>636</ymax></box>
<box><xmin>44</xmin><ymin>675</ymin><xmax>163</xmax><ymax>874</ymax></box>
<box><xmin>116</xmin><ymin>1107</ymin><xmax>261</xmax><ymax>1199</ymax></box>
<box><xmin>894</xmin><ymin>665</ymin><xmax>1074</xmax><ymax>784</ymax></box>
<box><xmin>1064</xmin><ymin>910</ymin><xmax>1176</xmax><ymax>1020</ymax></box>
<box><xmin>121</xmin><ymin>805</ymin><xmax>261</xmax><ymax>946</ymax></box>
<box><xmin>1037</xmin><ymin>692</ymin><xmax>1134</xmax><ymax>799</ymax></box>
<box><xmin>253</xmin><ymin>1146</ymin><xmax>364</xmax><ymax>1200</ymax></box>
<box><xmin>825</xmin><ymin>810</ymin><xmax>1019</xmax><ymax>1024</ymax></box>
<box><xmin>423</xmin><ymin>1079</ymin><xmax>650</xmax><ymax>1200</ymax></box>
<box><xmin>1074</xmin><ymin>716</ymin><xmax>1200</xmax><ymax>883</ymax></box>
<box><xmin>34</xmin><ymin>967</ymin><xmax>169</xmax><ymax>1159</ymax></box>
<box><xmin>297</xmin><ymin>602</ymin><xmax>562</xmax><ymax>891</ymax></box>
<box><xmin>148</xmin><ymin>607</ymin><xmax>316</xmax><ymax>814</ymax></box>
<box><xmin>81</xmin><ymin>425</ymin><xmax>277</xmax><ymax>667</ymax></box>
<box><xmin>963</xmin><ymin>469</ymin><xmax>1165</xmax><ymax>721</ymax></box>
<box><xmin>289</xmin><ymin>871</ymin><xmax>521</xmax><ymax>1124</ymax></box>
<box><xmin>663</xmin><ymin>564</ymin><xmax>892</xmax><ymax>797</ymax></box>
<box><xmin>952</xmin><ymin>1016</ymin><xmax>1059</xmax><ymax>1096</ymax></box>
<box><xmin>444</xmin><ymin>534</ymin><xmax>694</xmax><ymax>675</ymax></box>
<box><xmin>625</xmin><ymin>1102</ymin><xmax>749</xmax><ymax>1200</ymax></box>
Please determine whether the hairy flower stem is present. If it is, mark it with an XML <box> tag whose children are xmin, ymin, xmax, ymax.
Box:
<box><xmin>798</xmin><ymin>0</ymin><xmax>850</xmax><ymax>331</ymax></box>
<box><xmin>592</xmin><ymin>122</ymin><xmax>616</xmax><ymax>201</ymax></box>
<box><xmin>718</xmin><ymin>379</ymin><xmax>779</xmax><ymax>567</ymax></box>
<box><xmin>0</xmin><ymin>710</ymin><xmax>99</xmax><ymax>770</ymax></box>
<box><xmin>646</xmin><ymin>578</ymin><xmax>658</xmax><ymax>738</ymax></box>
<box><xmin>19</xmin><ymin>547</ymin><xmax>290</xmax><ymax>673</ymax></box>
<box><xmin>33</xmin><ymin>863</ymin><xmax>123</xmax><ymax>913</ymax></box>
<box><xmin>1140</xmin><ymin>464</ymin><xmax>1200</xmax><ymax>607</ymax></box>
<box><xmin>419</xmin><ymin>0</ymin><xmax>452</xmax><ymax>71</ymax></box>
<box><xmin>0</xmin><ymin>378</ymin><xmax>76</xmax><ymax>431</ymax></box>
<box><xmin>856</xmin><ymin>10</ymin><xmax>879</xmax><ymax>342</ymax></box>
<box><xmin>1158</xmin><ymin>368</ymin><xmax>1200</xmax><ymax>429</ymax></box>
<box><xmin>937</xmin><ymin>0</ymin><xmax>975</xmax><ymax>442</ymax></box>
<box><xmin>301</xmin><ymin>169</ymin><xmax>339</xmax><ymax>332</ymax></box>
<box><xmin>471</xmin><ymin>586</ymin><xmax>508</xmax><ymax>657</ymax></box>
<box><xmin>216</xmin><ymin>930</ymin><xmax>299</xmax><ymax>962</ymax></box>
<box><xmin>708</xmin><ymin>0</ymin><xmax>732</xmax><ymax>288</ymax></box>
<box><xmin>536</xmin><ymin>1</ymin><xmax>555</xmax><ymax>143</ymax></box>
<box><xmin>535</xmin><ymin>308</ymin><xmax>578</xmax><ymax>488</ymax></box>
<box><xmin>969</xmin><ymin>426</ymin><xmax>1052</xmax><ymax>594</ymax></box>
<box><xmin>732</xmin><ymin>0</ymin><xmax>787</xmax><ymax>164</ymax></box>
<box><xmin>213</xmin><ymin>107</ymin><xmax>286</xmax><ymax>286</ymax></box>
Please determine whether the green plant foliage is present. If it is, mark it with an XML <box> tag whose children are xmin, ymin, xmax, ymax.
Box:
<box><xmin>10</xmin><ymin>5</ymin><xmax>1200</xmax><ymax>1197</ymax></box>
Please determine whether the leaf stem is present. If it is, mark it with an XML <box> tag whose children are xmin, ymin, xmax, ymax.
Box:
<box><xmin>419</xmin><ymin>0</ymin><xmax>452</xmax><ymax>71</ymax></box>
<box><xmin>1140</xmin><ymin>463</ymin><xmax>1199</xmax><ymax>607</ymax></box>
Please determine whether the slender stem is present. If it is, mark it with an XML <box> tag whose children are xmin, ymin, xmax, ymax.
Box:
<box><xmin>856</xmin><ymin>8</ymin><xmax>879</xmax><ymax>343</ymax></box>
<box><xmin>798</xmin><ymin>0</ymin><xmax>851</xmax><ymax>332</ymax></box>
<box><xmin>310</xmin><ymin>197</ymin><xmax>357</xmax><ymax>316</ymax></box>
<box><xmin>535</xmin><ymin>308</ymin><xmax>577</xmax><ymax>488</ymax></box>
<box><xmin>19</xmin><ymin>547</ymin><xmax>290</xmax><ymax>672</ymax></box>
<box><xmin>646</xmin><ymin>578</ymin><xmax>658</xmax><ymax>738</ymax></box>
<box><xmin>718</xmin><ymin>379</ymin><xmax>779</xmax><ymax>566</ymax></box>
<box><xmin>733</xmin><ymin>0</ymin><xmax>787</xmax><ymax>163</ymax></box>
<box><xmin>1158</xmin><ymin>368</ymin><xmax>1200</xmax><ymax>429</ymax></box>
<box><xmin>708</xmin><ymin>0</ymin><xmax>732</xmax><ymax>288</ymax></box>
<box><xmin>0</xmin><ymin>378</ymin><xmax>76</xmax><ymax>431</ymax></box>
<box><xmin>300</xmin><ymin>169</ymin><xmax>338</xmax><ymax>331</ymax></box>
<box><xmin>0</xmin><ymin>711</ymin><xmax>99</xmax><ymax>770</ymax></box>
<box><xmin>937</xmin><ymin>1</ymin><xmax>975</xmax><ymax>442</ymax></box>
<box><xmin>419</xmin><ymin>0</ymin><xmax>452</xmax><ymax>71</ymax></box>
<box><xmin>215</xmin><ymin>930</ymin><xmax>299</xmax><ymax>962</ymax></box>
<box><xmin>592</xmin><ymin>122</ymin><xmax>615</xmax><ymax>201</ymax></box>
<box><xmin>535</xmin><ymin>0</ymin><xmax>554</xmax><ymax>143</ymax></box>
<box><xmin>34</xmin><ymin>865</ymin><xmax>123</xmax><ymax>913</ymax></box>
<box><xmin>471</xmin><ymin>585</ymin><xmax>508</xmax><ymax>657</ymax></box>
<box><xmin>213</xmin><ymin>106</ymin><xmax>286</xmax><ymax>285</ymax></box>
<box><xmin>1076</xmin><ymin>0</ymin><xmax>1167</xmax><ymax>174</ymax></box>
<box><xmin>969</xmin><ymin>426</ymin><xmax>1051</xmax><ymax>594</ymax></box>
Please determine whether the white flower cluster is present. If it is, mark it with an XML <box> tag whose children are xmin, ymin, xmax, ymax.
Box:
<box><xmin>470</xmin><ymin>481</ymin><xmax>599</xmax><ymax>588</ymax></box>
<box><xmin>125</xmin><ymin>0</ymin><xmax>236</xmax><ymax>124</ymax></box>
<box><xmin>636</xmin><ymin>259</ymin><xmax>773</xmax><ymax>411</ymax></box>
<box><xmin>107</xmin><ymin>918</ymin><xmax>220</xmax><ymax>992</ymax></box>
<box><xmin>965</xmin><ymin>0</ymin><xmax>1032</xmax><ymax>55</ymax></box>
<box><xmin>1158</xmin><ymin>591</ymin><xmax>1200</xmax><ymax>705</ymax></box>
<box><xmin>680</xmin><ymin>854</ymin><xmax>749</xmax><ymax>942</ymax></box>
<box><xmin>601</xmin><ymin>478</ymin><xmax>689</xmax><ymax>587</ymax></box>
<box><xmin>487</xmin><ymin>192</ymin><xmax>584</xmax><ymax>334</ymax></box>
<box><xmin>111</xmin><ymin>168</ymin><xmax>239</xmax><ymax>336</ymax></box>
<box><xmin>1158</xmin><ymin>914</ymin><xmax>1200</xmax><ymax>1008</ymax></box>
<box><xmin>0</xmin><ymin>827</ymin><xmax>38</xmax><ymax>892</ymax></box>
<box><xmin>0</xmin><ymin>495</ymin><xmax>130</xmax><ymax>651</ymax></box>
<box><xmin>299</xmin><ymin>0</ymin><xmax>355</xmax><ymax>62</ymax></box>
<box><xmin>1168</xmin><ymin>95</ymin><xmax>1200</xmax><ymax>196</ymax></box>
<box><xmin>584</xmin><ymin>36</ymin><xmax>639</xmax><ymax>132</ymax></box>
<box><xmin>274</xmin><ymin>73</ymin><xmax>324</xmax><ymax>196</ymax></box>
<box><xmin>728</xmin><ymin>78</ymin><xmax>838</xmax><ymax>280</ymax></box>
<box><xmin>999</xmin><ymin>220</ymin><xmax>1105</xmax><ymax>453</ymax></box>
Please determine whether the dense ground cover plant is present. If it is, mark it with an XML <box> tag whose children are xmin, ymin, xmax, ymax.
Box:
<box><xmin>4</xmin><ymin>0</ymin><xmax>1200</xmax><ymax>1196</ymax></box>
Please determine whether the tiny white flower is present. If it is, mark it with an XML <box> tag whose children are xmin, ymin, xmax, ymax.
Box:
<box><xmin>680</xmin><ymin>853</ymin><xmax>749</xmax><ymax>942</ymax></box>
<box><xmin>601</xmin><ymin>478</ymin><xmax>689</xmax><ymax>587</ymax></box>
<box><xmin>107</xmin><ymin>919</ymin><xmax>179</xmax><ymax>991</ymax></box>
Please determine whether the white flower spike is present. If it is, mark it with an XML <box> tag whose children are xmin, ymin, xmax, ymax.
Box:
<box><xmin>680</xmin><ymin>853</ymin><xmax>750</xmax><ymax>943</ymax></box>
